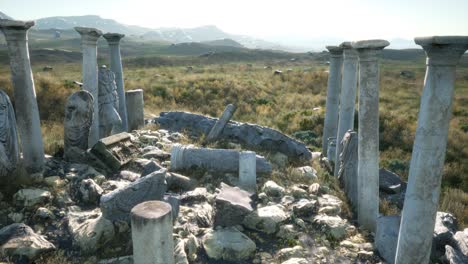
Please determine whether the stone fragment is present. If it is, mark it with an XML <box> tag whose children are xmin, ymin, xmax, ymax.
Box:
<box><xmin>445</xmin><ymin>245</ymin><xmax>468</xmax><ymax>264</ymax></box>
<box><xmin>78</xmin><ymin>178</ymin><xmax>103</xmax><ymax>205</ymax></box>
<box><xmin>277</xmin><ymin>245</ymin><xmax>305</xmax><ymax>261</ymax></box>
<box><xmin>313</xmin><ymin>214</ymin><xmax>350</xmax><ymax>240</ymax></box>
<box><xmin>125</xmin><ymin>89</ymin><xmax>145</xmax><ymax>131</ymax></box>
<box><xmin>13</xmin><ymin>189</ymin><xmax>52</xmax><ymax>208</ymax></box>
<box><xmin>205</xmin><ymin>104</ymin><xmax>237</xmax><ymax>143</ymax></box>
<box><xmin>100</xmin><ymin>169</ymin><xmax>167</xmax><ymax>221</ymax></box>
<box><xmin>0</xmin><ymin>90</ymin><xmax>19</xmax><ymax>178</ymax></box>
<box><xmin>292</xmin><ymin>166</ymin><xmax>317</xmax><ymax>179</ymax></box>
<box><xmin>67</xmin><ymin>208</ymin><xmax>115</xmax><ymax>254</ymax></box>
<box><xmin>379</xmin><ymin>168</ymin><xmax>402</xmax><ymax>194</ymax></box>
<box><xmin>375</xmin><ymin>215</ymin><xmax>400</xmax><ymax>264</ymax></box>
<box><xmin>98</xmin><ymin>65</ymin><xmax>122</xmax><ymax>138</ymax></box>
<box><xmin>0</xmin><ymin>223</ymin><xmax>55</xmax><ymax>260</ymax></box>
<box><xmin>194</xmin><ymin>202</ymin><xmax>214</xmax><ymax>227</ymax></box>
<box><xmin>174</xmin><ymin>238</ymin><xmax>189</xmax><ymax>264</ymax></box>
<box><xmin>433</xmin><ymin>212</ymin><xmax>458</xmax><ymax>258</ymax></box>
<box><xmin>453</xmin><ymin>228</ymin><xmax>468</xmax><ymax>256</ymax></box>
<box><xmin>214</xmin><ymin>183</ymin><xmax>254</xmax><ymax>227</ymax></box>
<box><xmin>262</xmin><ymin>180</ymin><xmax>285</xmax><ymax>197</ymax></box>
<box><xmin>185</xmin><ymin>233</ymin><xmax>199</xmax><ymax>261</ymax></box>
<box><xmin>155</xmin><ymin>111</ymin><xmax>312</xmax><ymax>164</ymax></box>
<box><xmin>281</xmin><ymin>258</ymin><xmax>309</xmax><ymax>264</ymax></box>
<box><xmin>289</xmin><ymin>186</ymin><xmax>308</xmax><ymax>199</ymax></box>
<box><xmin>141</xmin><ymin>159</ymin><xmax>164</xmax><ymax>176</ymax></box>
<box><xmin>181</xmin><ymin>187</ymin><xmax>210</xmax><ymax>203</ymax></box>
<box><xmin>338</xmin><ymin>130</ymin><xmax>358</xmax><ymax>208</ymax></box>
<box><xmin>308</xmin><ymin>183</ymin><xmax>320</xmax><ymax>195</ymax></box>
<box><xmin>202</xmin><ymin>227</ymin><xmax>256</xmax><ymax>261</ymax></box>
<box><xmin>276</xmin><ymin>225</ymin><xmax>299</xmax><ymax>240</ymax></box>
<box><xmin>142</xmin><ymin>148</ymin><xmax>170</xmax><ymax>160</ymax></box>
<box><xmin>292</xmin><ymin>199</ymin><xmax>317</xmax><ymax>217</ymax></box>
<box><xmin>243</xmin><ymin>204</ymin><xmax>289</xmax><ymax>234</ymax></box>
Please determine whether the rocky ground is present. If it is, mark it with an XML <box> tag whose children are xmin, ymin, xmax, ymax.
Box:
<box><xmin>0</xmin><ymin>127</ymin><xmax>466</xmax><ymax>264</ymax></box>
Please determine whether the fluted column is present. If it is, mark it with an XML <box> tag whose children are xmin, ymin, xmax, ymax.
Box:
<box><xmin>0</xmin><ymin>20</ymin><xmax>45</xmax><ymax>174</ymax></box>
<box><xmin>334</xmin><ymin>42</ymin><xmax>358</xmax><ymax>176</ymax></box>
<box><xmin>75</xmin><ymin>27</ymin><xmax>102</xmax><ymax>147</ymax></box>
<box><xmin>103</xmin><ymin>33</ymin><xmax>128</xmax><ymax>132</ymax></box>
<box><xmin>353</xmin><ymin>39</ymin><xmax>389</xmax><ymax>232</ymax></box>
<box><xmin>322</xmin><ymin>46</ymin><xmax>343</xmax><ymax>155</ymax></box>
<box><xmin>395</xmin><ymin>36</ymin><xmax>468</xmax><ymax>264</ymax></box>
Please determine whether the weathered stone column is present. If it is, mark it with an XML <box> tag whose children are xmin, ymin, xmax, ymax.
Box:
<box><xmin>205</xmin><ymin>104</ymin><xmax>236</xmax><ymax>144</ymax></box>
<box><xmin>353</xmin><ymin>39</ymin><xmax>389</xmax><ymax>232</ymax></box>
<box><xmin>334</xmin><ymin>42</ymin><xmax>358</xmax><ymax>176</ymax></box>
<box><xmin>239</xmin><ymin>151</ymin><xmax>256</xmax><ymax>192</ymax></box>
<box><xmin>0</xmin><ymin>20</ymin><xmax>45</xmax><ymax>174</ymax></box>
<box><xmin>75</xmin><ymin>27</ymin><xmax>102</xmax><ymax>147</ymax></box>
<box><xmin>322</xmin><ymin>46</ymin><xmax>343</xmax><ymax>155</ymax></box>
<box><xmin>395</xmin><ymin>36</ymin><xmax>468</xmax><ymax>264</ymax></box>
<box><xmin>103</xmin><ymin>33</ymin><xmax>128</xmax><ymax>132</ymax></box>
<box><xmin>131</xmin><ymin>201</ymin><xmax>175</xmax><ymax>264</ymax></box>
<box><xmin>125</xmin><ymin>89</ymin><xmax>144</xmax><ymax>131</ymax></box>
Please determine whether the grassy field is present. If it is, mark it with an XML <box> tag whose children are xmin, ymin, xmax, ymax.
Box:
<box><xmin>0</xmin><ymin>50</ymin><xmax>466</xmax><ymax>227</ymax></box>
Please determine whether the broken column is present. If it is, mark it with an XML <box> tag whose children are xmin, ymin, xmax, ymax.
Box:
<box><xmin>131</xmin><ymin>201</ymin><xmax>174</xmax><ymax>264</ymax></box>
<box><xmin>0</xmin><ymin>20</ymin><xmax>44</xmax><ymax>174</ymax></box>
<box><xmin>395</xmin><ymin>36</ymin><xmax>468</xmax><ymax>264</ymax></box>
<box><xmin>170</xmin><ymin>144</ymin><xmax>272</xmax><ymax>174</ymax></box>
<box><xmin>75</xmin><ymin>27</ymin><xmax>102</xmax><ymax>147</ymax></box>
<box><xmin>334</xmin><ymin>42</ymin><xmax>358</xmax><ymax>176</ymax></box>
<box><xmin>338</xmin><ymin>130</ymin><xmax>358</xmax><ymax>208</ymax></box>
<box><xmin>353</xmin><ymin>39</ymin><xmax>389</xmax><ymax>232</ymax></box>
<box><xmin>239</xmin><ymin>151</ymin><xmax>257</xmax><ymax>192</ymax></box>
<box><xmin>205</xmin><ymin>104</ymin><xmax>236</xmax><ymax>144</ymax></box>
<box><xmin>322</xmin><ymin>46</ymin><xmax>343</xmax><ymax>155</ymax></box>
<box><xmin>125</xmin><ymin>89</ymin><xmax>144</xmax><ymax>131</ymax></box>
<box><xmin>103</xmin><ymin>33</ymin><xmax>128</xmax><ymax>132</ymax></box>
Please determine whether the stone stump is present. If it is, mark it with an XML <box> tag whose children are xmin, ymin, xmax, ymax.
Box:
<box><xmin>131</xmin><ymin>201</ymin><xmax>174</xmax><ymax>264</ymax></box>
<box><xmin>239</xmin><ymin>151</ymin><xmax>257</xmax><ymax>192</ymax></box>
<box><xmin>125</xmin><ymin>89</ymin><xmax>144</xmax><ymax>131</ymax></box>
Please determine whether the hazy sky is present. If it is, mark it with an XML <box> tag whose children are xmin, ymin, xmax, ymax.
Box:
<box><xmin>2</xmin><ymin>0</ymin><xmax>468</xmax><ymax>40</ymax></box>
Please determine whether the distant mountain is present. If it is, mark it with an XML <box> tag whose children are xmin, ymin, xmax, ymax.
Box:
<box><xmin>0</xmin><ymin>11</ymin><xmax>13</xmax><ymax>20</ymax></box>
<box><xmin>201</xmin><ymin>38</ymin><xmax>244</xmax><ymax>48</ymax></box>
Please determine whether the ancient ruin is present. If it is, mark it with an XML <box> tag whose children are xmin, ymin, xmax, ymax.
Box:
<box><xmin>0</xmin><ymin>90</ymin><xmax>19</xmax><ymax>178</ymax></box>
<box><xmin>125</xmin><ymin>89</ymin><xmax>145</xmax><ymax>131</ymax></box>
<box><xmin>98</xmin><ymin>65</ymin><xmax>122</xmax><ymax>138</ymax></box>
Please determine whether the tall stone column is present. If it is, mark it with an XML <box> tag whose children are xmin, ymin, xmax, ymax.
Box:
<box><xmin>0</xmin><ymin>20</ymin><xmax>45</xmax><ymax>174</ymax></box>
<box><xmin>322</xmin><ymin>46</ymin><xmax>343</xmax><ymax>155</ymax></box>
<box><xmin>334</xmin><ymin>42</ymin><xmax>358</xmax><ymax>176</ymax></box>
<box><xmin>75</xmin><ymin>27</ymin><xmax>102</xmax><ymax>147</ymax></box>
<box><xmin>395</xmin><ymin>36</ymin><xmax>468</xmax><ymax>264</ymax></box>
<box><xmin>353</xmin><ymin>39</ymin><xmax>389</xmax><ymax>232</ymax></box>
<box><xmin>103</xmin><ymin>33</ymin><xmax>128</xmax><ymax>132</ymax></box>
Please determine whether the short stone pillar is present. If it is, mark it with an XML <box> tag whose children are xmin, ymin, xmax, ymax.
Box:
<box><xmin>353</xmin><ymin>39</ymin><xmax>389</xmax><ymax>232</ymax></box>
<box><xmin>125</xmin><ymin>89</ymin><xmax>144</xmax><ymax>131</ymax></box>
<box><xmin>131</xmin><ymin>201</ymin><xmax>175</xmax><ymax>264</ymax></box>
<box><xmin>103</xmin><ymin>33</ymin><xmax>128</xmax><ymax>132</ymax></box>
<box><xmin>395</xmin><ymin>36</ymin><xmax>468</xmax><ymax>264</ymax></box>
<box><xmin>334</xmin><ymin>42</ymin><xmax>358</xmax><ymax>176</ymax></box>
<box><xmin>338</xmin><ymin>130</ymin><xmax>358</xmax><ymax>209</ymax></box>
<box><xmin>239</xmin><ymin>151</ymin><xmax>256</xmax><ymax>192</ymax></box>
<box><xmin>205</xmin><ymin>104</ymin><xmax>237</xmax><ymax>144</ymax></box>
<box><xmin>75</xmin><ymin>27</ymin><xmax>102</xmax><ymax>147</ymax></box>
<box><xmin>0</xmin><ymin>20</ymin><xmax>45</xmax><ymax>174</ymax></box>
<box><xmin>322</xmin><ymin>46</ymin><xmax>343</xmax><ymax>155</ymax></box>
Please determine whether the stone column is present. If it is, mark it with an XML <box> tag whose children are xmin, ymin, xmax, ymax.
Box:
<box><xmin>239</xmin><ymin>151</ymin><xmax>257</xmax><ymax>192</ymax></box>
<box><xmin>131</xmin><ymin>201</ymin><xmax>175</xmax><ymax>264</ymax></box>
<box><xmin>353</xmin><ymin>39</ymin><xmax>389</xmax><ymax>232</ymax></box>
<box><xmin>205</xmin><ymin>104</ymin><xmax>237</xmax><ymax>144</ymax></box>
<box><xmin>395</xmin><ymin>36</ymin><xmax>468</xmax><ymax>264</ymax></box>
<box><xmin>125</xmin><ymin>89</ymin><xmax>145</xmax><ymax>131</ymax></box>
<box><xmin>334</xmin><ymin>42</ymin><xmax>359</xmax><ymax>176</ymax></box>
<box><xmin>75</xmin><ymin>27</ymin><xmax>102</xmax><ymax>147</ymax></box>
<box><xmin>322</xmin><ymin>46</ymin><xmax>343</xmax><ymax>155</ymax></box>
<box><xmin>0</xmin><ymin>20</ymin><xmax>45</xmax><ymax>174</ymax></box>
<box><xmin>103</xmin><ymin>33</ymin><xmax>128</xmax><ymax>132</ymax></box>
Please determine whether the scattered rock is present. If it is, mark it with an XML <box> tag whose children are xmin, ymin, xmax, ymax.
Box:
<box><xmin>34</xmin><ymin>207</ymin><xmax>55</xmax><ymax>220</ymax></box>
<box><xmin>0</xmin><ymin>223</ymin><xmax>55</xmax><ymax>260</ymax></box>
<box><xmin>174</xmin><ymin>238</ymin><xmax>189</xmax><ymax>264</ymax></box>
<box><xmin>453</xmin><ymin>228</ymin><xmax>468</xmax><ymax>256</ymax></box>
<box><xmin>141</xmin><ymin>159</ymin><xmax>164</xmax><ymax>176</ymax></box>
<box><xmin>13</xmin><ymin>189</ymin><xmax>52</xmax><ymax>208</ymax></box>
<box><xmin>271</xmin><ymin>152</ymin><xmax>288</xmax><ymax>168</ymax></box>
<box><xmin>379</xmin><ymin>168</ymin><xmax>402</xmax><ymax>194</ymax></box>
<box><xmin>181</xmin><ymin>187</ymin><xmax>211</xmax><ymax>203</ymax></box>
<box><xmin>243</xmin><ymin>204</ymin><xmax>289</xmax><ymax>234</ymax></box>
<box><xmin>289</xmin><ymin>186</ymin><xmax>308</xmax><ymax>199</ymax></box>
<box><xmin>445</xmin><ymin>244</ymin><xmax>468</xmax><ymax>264</ymax></box>
<box><xmin>194</xmin><ymin>202</ymin><xmax>214</xmax><ymax>228</ymax></box>
<box><xmin>118</xmin><ymin>170</ymin><xmax>140</xmax><ymax>182</ymax></box>
<box><xmin>281</xmin><ymin>257</ymin><xmax>309</xmax><ymax>264</ymax></box>
<box><xmin>214</xmin><ymin>183</ymin><xmax>254</xmax><ymax>227</ymax></box>
<box><xmin>262</xmin><ymin>180</ymin><xmax>285</xmax><ymax>198</ymax></box>
<box><xmin>78</xmin><ymin>179</ymin><xmax>103</xmax><ymax>205</ymax></box>
<box><xmin>292</xmin><ymin>166</ymin><xmax>317</xmax><ymax>179</ymax></box>
<box><xmin>433</xmin><ymin>212</ymin><xmax>458</xmax><ymax>258</ymax></box>
<box><xmin>202</xmin><ymin>227</ymin><xmax>256</xmax><ymax>261</ymax></box>
<box><xmin>308</xmin><ymin>183</ymin><xmax>320</xmax><ymax>195</ymax></box>
<box><xmin>292</xmin><ymin>199</ymin><xmax>317</xmax><ymax>217</ymax></box>
<box><xmin>276</xmin><ymin>224</ymin><xmax>299</xmax><ymax>240</ymax></box>
<box><xmin>313</xmin><ymin>215</ymin><xmax>350</xmax><ymax>240</ymax></box>
<box><xmin>277</xmin><ymin>245</ymin><xmax>305</xmax><ymax>261</ymax></box>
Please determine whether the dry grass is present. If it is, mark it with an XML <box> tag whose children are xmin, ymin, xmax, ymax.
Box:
<box><xmin>440</xmin><ymin>188</ymin><xmax>468</xmax><ymax>228</ymax></box>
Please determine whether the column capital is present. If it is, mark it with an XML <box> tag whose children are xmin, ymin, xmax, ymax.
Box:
<box><xmin>0</xmin><ymin>19</ymin><xmax>35</xmax><ymax>41</ymax></box>
<box><xmin>326</xmin><ymin>45</ymin><xmax>343</xmax><ymax>57</ymax></box>
<box><xmin>352</xmin><ymin>39</ymin><xmax>389</xmax><ymax>61</ymax></box>
<box><xmin>415</xmin><ymin>36</ymin><xmax>468</xmax><ymax>66</ymax></box>
<box><xmin>75</xmin><ymin>27</ymin><xmax>102</xmax><ymax>45</ymax></box>
<box><xmin>340</xmin><ymin>41</ymin><xmax>359</xmax><ymax>59</ymax></box>
<box><xmin>103</xmin><ymin>32</ymin><xmax>125</xmax><ymax>45</ymax></box>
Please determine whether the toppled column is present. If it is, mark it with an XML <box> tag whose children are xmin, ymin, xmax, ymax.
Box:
<box><xmin>239</xmin><ymin>151</ymin><xmax>257</xmax><ymax>192</ymax></box>
<box><xmin>338</xmin><ymin>130</ymin><xmax>358</xmax><ymax>209</ymax></box>
<box><xmin>205</xmin><ymin>104</ymin><xmax>236</xmax><ymax>144</ymax></box>
<box><xmin>334</xmin><ymin>42</ymin><xmax>358</xmax><ymax>176</ymax></box>
<box><xmin>353</xmin><ymin>39</ymin><xmax>389</xmax><ymax>232</ymax></box>
<box><xmin>395</xmin><ymin>36</ymin><xmax>468</xmax><ymax>264</ymax></box>
<box><xmin>0</xmin><ymin>20</ymin><xmax>44</xmax><ymax>174</ymax></box>
<box><xmin>322</xmin><ymin>46</ymin><xmax>343</xmax><ymax>155</ymax></box>
<box><xmin>131</xmin><ymin>201</ymin><xmax>175</xmax><ymax>264</ymax></box>
<box><xmin>103</xmin><ymin>33</ymin><xmax>128</xmax><ymax>132</ymax></box>
<box><xmin>75</xmin><ymin>27</ymin><xmax>102</xmax><ymax>147</ymax></box>
<box><xmin>125</xmin><ymin>89</ymin><xmax>145</xmax><ymax>131</ymax></box>
<box><xmin>171</xmin><ymin>144</ymin><xmax>272</xmax><ymax>174</ymax></box>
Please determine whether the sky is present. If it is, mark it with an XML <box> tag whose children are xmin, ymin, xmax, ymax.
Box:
<box><xmin>2</xmin><ymin>0</ymin><xmax>468</xmax><ymax>46</ymax></box>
